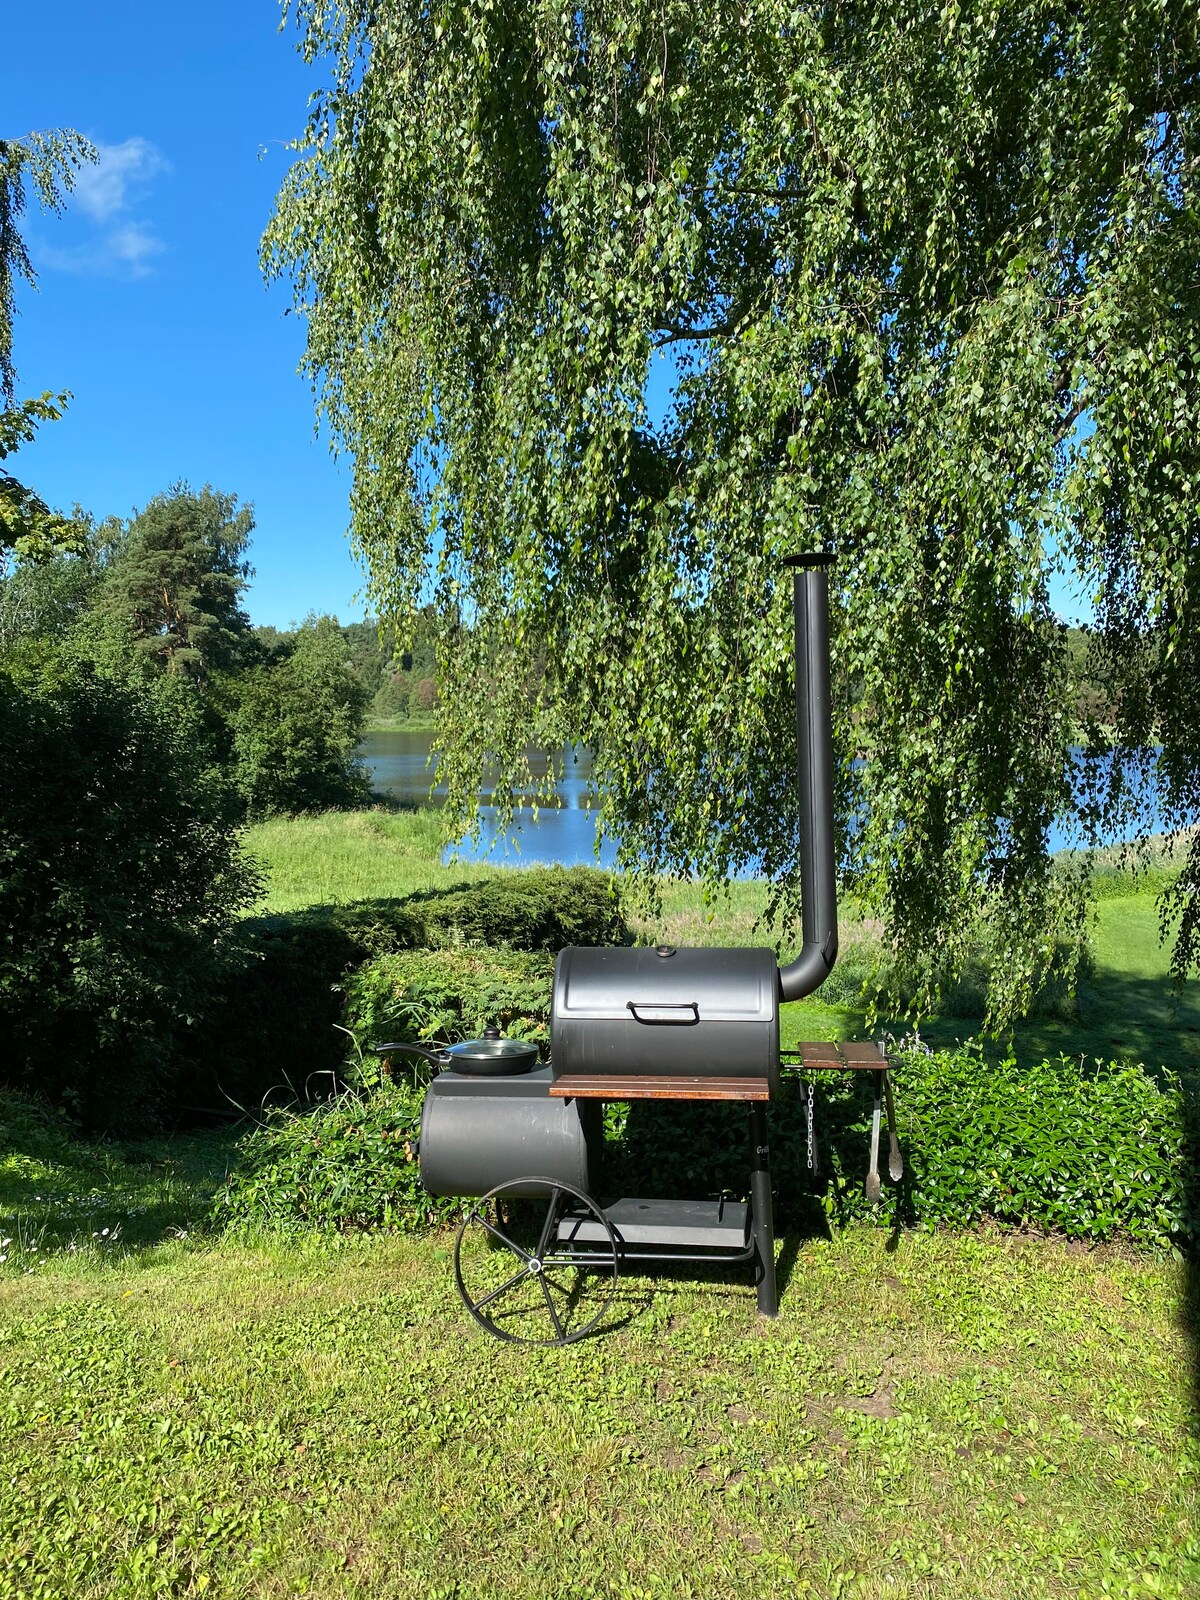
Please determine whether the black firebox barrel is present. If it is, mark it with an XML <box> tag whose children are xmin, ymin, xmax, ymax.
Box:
<box><xmin>777</xmin><ymin>554</ymin><xmax>839</xmax><ymax>1002</ymax></box>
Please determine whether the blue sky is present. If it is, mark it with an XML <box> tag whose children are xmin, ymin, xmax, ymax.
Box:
<box><xmin>4</xmin><ymin>1</ymin><xmax>362</xmax><ymax>629</ymax></box>
<box><xmin>5</xmin><ymin>4</ymin><xmax>1090</xmax><ymax>629</ymax></box>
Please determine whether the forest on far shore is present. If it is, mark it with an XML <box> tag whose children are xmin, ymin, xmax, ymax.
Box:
<box><xmin>333</xmin><ymin>614</ymin><xmax>1114</xmax><ymax>735</ymax></box>
<box><xmin>274</xmin><ymin>611</ymin><xmax>438</xmax><ymax>728</ymax></box>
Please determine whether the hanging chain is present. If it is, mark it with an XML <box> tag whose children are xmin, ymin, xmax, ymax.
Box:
<box><xmin>806</xmin><ymin>1078</ymin><xmax>815</xmax><ymax>1172</ymax></box>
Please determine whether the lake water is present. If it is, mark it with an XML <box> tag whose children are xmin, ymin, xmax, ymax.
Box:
<box><xmin>361</xmin><ymin>729</ymin><xmax>621</xmax><ymax>868</ymax></box>
<box><xmin>359</xmin><ymin>729</ymin><xmax>1166</xmax><ymax>871</ymax></box>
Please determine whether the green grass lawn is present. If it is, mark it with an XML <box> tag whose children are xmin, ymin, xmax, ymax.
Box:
<box><xmin>778</xmin><ymin>888</ymin><xmax>1200</xmax><ymax>1080</ymax></box>
<box><xmin>242</xmin><ymin>808</ymin><xmax>501</xmax><ymax>912</ymax></box>
<box><xmin>1</xmin><ymin>1218</ymin><xmax>1195</xmax><ymax>1600</ymax></box>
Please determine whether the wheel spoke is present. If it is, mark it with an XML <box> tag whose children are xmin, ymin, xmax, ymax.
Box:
<box><xmin>475</xmin><ymin>1213</ymin><xmax>532</xmax><ymax>1262</ymax></box>
<box><xmin>539</xmin><ymin>1274</ymin><xmax>566</xmax><ymax>1340</ymax></box>
<box><xmin>534</xmin><ymin>1188</ymin><xmax>562</xmax><ymax>1262</ymax></box>
<box><xmin>539</xmin><ymin>1267</ymin><xmax>577</xmax><ymax>1300</ymax></box>
<box><xmin>470</xmin><ymin>1262</ymin><xmax>533</xmax><ymax>1313</ymax></box>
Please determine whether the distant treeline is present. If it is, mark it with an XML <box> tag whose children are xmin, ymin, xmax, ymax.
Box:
<box><xmin>0</xmin><ymin>483</ymin><xmax>377</xmax><ymax>1128</ymax></box>
<box><xmin>0</xmin><ymin>484</ymin><xmax>373</xmax><ymax>814</ymax></box>
<box><xmin>261</xmin><ymin>611</ymin><xmax>440</xmax><ymax>726</ymax></box>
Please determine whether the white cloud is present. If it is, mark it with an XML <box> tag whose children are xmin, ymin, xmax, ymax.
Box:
<box><xmin>39</xmin><ymin>223</ymin><xmax>165</xmax><ymax>280</ymax></box>
<box><xmin>106</xmin><ymin>222</ymin><xmax>166</xmax><ymax>273</ymax></box>
<box><xmin>36</xmin><ymin>136</ymin><xmax>169</xmax><ymax>279</ymax></box>
<box><xmin>72</xmin><ymin>137</ymin><xmax>168</xmax><ymax>224</ymax></box>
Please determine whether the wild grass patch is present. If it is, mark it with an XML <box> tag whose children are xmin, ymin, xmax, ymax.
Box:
<box><xmin>0</xmin><ymin>1229</ymin><xmax>1194</xmax><ymax>1600</ymax></box>
<box><xmin>0</xmin><ymin>1090</ymin><xmax>235</xmax><ymax>1273</ymax></box>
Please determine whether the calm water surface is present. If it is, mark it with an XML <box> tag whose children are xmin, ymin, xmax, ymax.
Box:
<box><xmin>360</xmin><ymin>729</ymin><xmax>619</xmax><ymax>868</ymax></box>
<box><xmin>359</xmin><ymin>730</ymin><xmax>1166</xmax><ymax>871</ymax></box>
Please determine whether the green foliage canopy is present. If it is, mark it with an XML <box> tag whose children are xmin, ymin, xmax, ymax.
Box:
<box><xmin>219</xmin><ymin>613</ymin><xmax>371</xmax><ymax>816</ymax></box>
<box><xmin>267</xmin><ymin>2</ymin><xmax>1200</xmax><ymax>1019</ymax></box>
<box><xmin>95</xmin><ymin>484</ymin><xmax>254</xmax><ymax>677</ymax></box>
<box><xmin>0</xmin><ymin>655</ymin><xmax>260</xmax><ymax>1128</ymax></box>
<box><xmin>0</xmin><ymin>130</ymin><xmax>95</xmax><ymax>569</ymax></box>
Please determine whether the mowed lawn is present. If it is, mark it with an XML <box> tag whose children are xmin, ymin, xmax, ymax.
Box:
<box><xmin>1</xmin><ymin>1228</ymin><xmax>1196</xmax><ymax>1600</ymax></box>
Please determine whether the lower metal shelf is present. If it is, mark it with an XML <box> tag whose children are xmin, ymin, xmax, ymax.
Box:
<box><xmin>557</xmin><ymin>1195</ymin><xmax>752</xmax><ymax>1260</ymax></box>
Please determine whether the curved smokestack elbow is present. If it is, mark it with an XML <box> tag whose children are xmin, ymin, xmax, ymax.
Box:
<box><xmin>777</xmin><ymin>554</ymin><xmax>839</xmax><ymax>1004</ymax></box>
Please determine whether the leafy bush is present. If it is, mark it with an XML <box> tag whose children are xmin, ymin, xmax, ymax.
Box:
<box><xmin>214</xmin><ymin>1043</ymin><xmax>1197</xmax><ymax>1250</ymax></box>
<box><xmin>211</xmin><ymin>1083</ymin><xmax>462</xmax><ymax>1234</ymax></box>
<box><xmin>0</xmin><ymin>661</ymin><xmax>259</xmax><ymax>1130</ymax></box>
<box><xmin>342</xmin><ymin>948</ymin><xmax>554</xmax><ymax>1075</ymax></box>
<box><xmin>340</xmin><ymin>865</ymin><xmax>627</xmax><ymax>953</ymax></box>
<box><xmin>845</xmin><ymin>1044</ymin><xmax>1197</xmax><ymax>1249</ymax></box>
<box><xmin>218</xmin><ymin>615</ymin><xmax>371</xmax><ymax>817</ymax></box>
<box><xmin>0</xmin><ymin>1087</ymin><xmax>78</xmax><ymax>1165</ymax></box>
<box><xmin>189</xmin><ymin>869</ymin><xmax>621</xmax><ymax>1115</ymax></box>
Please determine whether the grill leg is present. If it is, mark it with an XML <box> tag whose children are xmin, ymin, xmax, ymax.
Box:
<box><xmin>749</xmin><ymin>1102</ymin><xmax>778</xmax><ymax>1317</ymax></box>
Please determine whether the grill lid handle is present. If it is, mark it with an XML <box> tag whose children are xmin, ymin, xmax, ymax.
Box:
<box><xmin>626</xmin><ymin>1000</ymin><xmax>700</xmax><ymax>1025</ymax></box>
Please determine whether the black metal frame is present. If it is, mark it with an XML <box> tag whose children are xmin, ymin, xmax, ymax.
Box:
<box><xmin>449</xmin><ymin>1048</ymin><xmax>905</xmax><ymax>1344</ymax></box>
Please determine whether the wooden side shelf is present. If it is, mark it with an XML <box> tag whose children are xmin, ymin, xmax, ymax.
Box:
<box><xmin>788</xmin><ymin>1041</ymin><xmax>888</xmax><ymax>1071</ymax></box>
<box><xmin>547</xmin><ymin>1044</ymin><xmax>887</xmax><ymax>1101</ymax></box>
<box><xmin>548</xmin><ymin>1074</ymin><xmax>770</xmax><ymax>1102</ymax></box>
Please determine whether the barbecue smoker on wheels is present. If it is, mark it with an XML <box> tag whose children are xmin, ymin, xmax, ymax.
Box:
<box><xmin>377</xmin><ymin>555</ymin><xmax>903</xmax><ymax>1345</ymax></box>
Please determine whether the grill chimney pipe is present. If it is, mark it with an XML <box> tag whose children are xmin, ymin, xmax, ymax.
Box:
<box><xmin>777</xmin><ymin>554</ymin><xmax>839</xmax><ymax>1002</ymax></box>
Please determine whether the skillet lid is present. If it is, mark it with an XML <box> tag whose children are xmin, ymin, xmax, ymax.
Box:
<box><xmin>444</xmin><ymin>1028</ymin><xmax>539</xmax><ymax>1076</ymax></box>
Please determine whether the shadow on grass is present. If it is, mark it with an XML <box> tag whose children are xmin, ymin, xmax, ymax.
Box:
<box><xmin>0</xmin><ymin>1125</ymin><xmax>240</xmax><ymax>1261</ymax></box>
<box><xmin>907</xmin><ymin>971</ymin><xmax>1200</xmax><ymax>1084</ymax></box>
<box><xmin>1184</xmin><ymin>1090</ymin><xmax>1200</xmax><ymax>1548</ymax></box>
<box><xmin>603</xmin><ymin>1092</ymin><xmax>849</xmax><ymax>1317</ymax></box>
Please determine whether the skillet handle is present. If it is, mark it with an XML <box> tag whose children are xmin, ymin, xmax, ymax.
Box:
<box><xmin>372</xmin><ymin>1042</ymin><xmax>447</xmax><ymax>1068</ymax></box>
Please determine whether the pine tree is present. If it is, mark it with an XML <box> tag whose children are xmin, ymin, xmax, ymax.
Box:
<box><xmin>98</xmin><ymin>483</ymin><xmax>253</xmax><ymax>677</ymax></box>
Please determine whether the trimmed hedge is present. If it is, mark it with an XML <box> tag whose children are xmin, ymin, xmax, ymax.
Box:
<box><xmin>215</xmin><ymin>1041</ymin><xmax>1199</xmax><ymax>1252</ymax></box>
<box><xmin>260</xmin><ymin>865</ymin><xmax>626</xmax><ymax>960</ymax></box>
<box><xmin>186</xmin><ymin>868</ymin><xmax>623</xmax><ymax>1114</ymax></box>
<box><xmin>856</xmin><ymin>1045</ymin><xmax>1197</xmax><ymax>1247</ymax></box>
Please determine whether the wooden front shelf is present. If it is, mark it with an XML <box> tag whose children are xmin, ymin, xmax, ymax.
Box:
<box><xmin>548</xmin><ymin>1074</ymin><xmax>771</xmax><ymax>1103</ymax></box>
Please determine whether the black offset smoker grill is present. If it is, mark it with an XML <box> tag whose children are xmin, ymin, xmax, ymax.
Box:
<box><xmin>380</xmin><ymin>556</ymin><xmax>903</xmax><ymax>1345</ymax></box>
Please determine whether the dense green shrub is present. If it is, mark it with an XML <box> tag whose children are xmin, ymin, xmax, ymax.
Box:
<box><xmin>849</xmin><ymin>1044</ymin><xmax>1197</xmax><ymax>1248</ymax></box>
<box><xmin>320</xmin><ymin>865</ymin><xmax>627</xmax><ymax>955</ymax></box>
<box><xmin>214</xmin><ymin>1043</ymin><xmax>1197</xmax><ymax>1250</ymax></box>
<box><xmin>0</xmin><ymin>1087</ymin><xmax>78</xmax><ymax>1165</ymax></box>
<box><xmin>211</xmin><ymin>1083</ymin><xmax>462</xmax><ymax>1234</ymax></box>
<box><xmin>0</xmin><ymin>661</ymin><xmax>259</xmax><ymax>1130</ymax></box>
<box><xmin>189</xmin><ymin>868</ymin><xmax>622</xmax><ymax>1115</ymax></box>
<box><xmin>218</xmin><ymin>615</ymin><xmax>371</xmax><ymax>817</ymax></box>
<box><xmin>342</xmin><ymin>948</ymin><xmax>554</xmax><ymax>1074</ymax></box>
<box><xmin>609</xmin><ymin>1044</ymin><xmax>1197</xmax><ymax>1252</ymax></box>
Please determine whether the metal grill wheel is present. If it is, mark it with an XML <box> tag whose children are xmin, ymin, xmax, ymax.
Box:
<box><xmin>453</xmin><ymin>1178</ymin><xmax>620</xmax><ymax>1346</ymax></box>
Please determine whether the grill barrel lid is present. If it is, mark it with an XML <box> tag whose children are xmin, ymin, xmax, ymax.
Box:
<box><xmin>553</xmin><ymin>946</ymin><xmax>778</xmax><ymax>1024</ymax></box>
